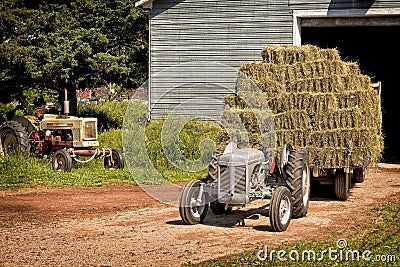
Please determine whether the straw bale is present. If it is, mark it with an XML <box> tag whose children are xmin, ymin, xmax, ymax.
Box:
<box><xmin>312</xmin><ymin>109</ymin><xmax>371</xmax><ymax>130</ymax></box>
<box><xmin>341</xmin><ymin>62</ymin><xmax>361</xmax><ymax>76</ymax></box>
<box><xmin>261</xmin><ymin>45</ymin><xmax>341</xmax><ymax>64</ymax></box>
<box><xmin>224</xmin><ymin>95</ymin><xmax>246</xmax><ymax>109</ymax></box>
<box><xmin>274</xmin><ymin>110</ymin><xmax>312</xmax><ymax>131</ymax></box>
<box><xmin>318</xmin><ymin>48</ymin><xmax>341</xmax><ymax>61</ymax></box>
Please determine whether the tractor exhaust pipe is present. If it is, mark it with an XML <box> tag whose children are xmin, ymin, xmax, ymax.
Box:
<box><xmin>63</xmin><ymin>89</ymin><xmax>70</xmax><ymax>118</ymax></box>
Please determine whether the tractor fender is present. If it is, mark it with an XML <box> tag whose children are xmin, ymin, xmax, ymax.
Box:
<box><xmin>279</xmin><ymin>143</ymin><xmax>293</xmax><ymax>180</ymax></box>
<box><xmin>12</xmin><ymin>116</ymin><xmax>39</xmax><ymax>134</ymax></box>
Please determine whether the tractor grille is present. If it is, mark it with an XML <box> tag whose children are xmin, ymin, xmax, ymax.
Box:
<box><xmin>233</xmin><ymin>166</ymin><xmax>246</xmax><ymax>194</ymax></box>
<box><xmin>84</xmin><ymin>121</ymin><xmax>97</xmax><ymax>140</ymax></box>
<box><xmin>219</xmin><ymin>165</ymin><xmax>246</xmax><ymax>195</ymax></box>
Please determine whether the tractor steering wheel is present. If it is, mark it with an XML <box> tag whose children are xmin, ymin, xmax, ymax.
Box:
<box><xmin>237</xmin><ymin>140</ymin><xmax>265</xmax><ymax>150</ymax></box>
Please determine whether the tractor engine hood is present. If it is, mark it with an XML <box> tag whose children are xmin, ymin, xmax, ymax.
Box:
<box><xmin>218</xmin><ymin>148</ymin><xmax>264</xmax><ymax>167</ymax></box>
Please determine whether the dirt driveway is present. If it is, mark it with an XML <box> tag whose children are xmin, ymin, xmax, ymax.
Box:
<box><xmin>1</xmin><ymin>165</ymin><xmax>399</xmax><ymax>267</ymax></box>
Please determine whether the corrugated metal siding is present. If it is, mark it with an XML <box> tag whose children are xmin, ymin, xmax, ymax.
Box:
<box><xmin>289</xmin><ymin>0</ymin><xmax>400</xmax><ymax>10</ymax></box>
<box><xmin>149</xmin><ymin>0</ymin><xmax>292</xmax><ymax>120</ymax></box>
<box><xmin>148</xmin><ymin>0</ymin><xmax>400</xmax><ymax>120</ymax></box>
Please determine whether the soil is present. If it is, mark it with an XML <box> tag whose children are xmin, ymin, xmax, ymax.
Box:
<box><xmin>0</xmin><ymin>164</ymin><xmax>399</xmax><ymax>267</ymax></box>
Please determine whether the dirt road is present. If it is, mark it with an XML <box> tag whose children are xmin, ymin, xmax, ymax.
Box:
<box><xmin>0</xmin><ymin>165</ymin><xmax>399</xmax><ymax>266</ymax></box>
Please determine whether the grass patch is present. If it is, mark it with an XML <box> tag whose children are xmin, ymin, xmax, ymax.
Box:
<box><xmin>98</xmin><ymin>128</ymin><xmax>123</xmax><ymax>151</ymax></box>
<box><xmin>144</xmin><ymin>118</ymin><xmax>223</xmax><ymax>182</ymax></box>
<box><xmin>185</xmin><ymin>200</ymin><xmax>399</xmax><ymax>267</ymax></box>
<box><xmin>0</xmin><ymin>155</ymin><xmax>135</xmax><ymax>189</ymax></box>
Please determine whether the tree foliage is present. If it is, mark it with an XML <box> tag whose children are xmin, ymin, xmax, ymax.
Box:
<box><xmin>0</xmin><ymin>0</ymin><xmax>148</xmax><ymax>116</ymax></box>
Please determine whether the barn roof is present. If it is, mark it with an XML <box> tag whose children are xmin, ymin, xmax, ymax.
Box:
<box><xmin>135</xmin><ymin>0</ymin><xmax>153</xmax><ymax>9</ymax></box>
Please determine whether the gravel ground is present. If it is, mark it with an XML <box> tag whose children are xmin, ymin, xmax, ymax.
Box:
<box><xmin>0</xmin><ymin>166</ymin><xmax>399</xmax><ymax>266</ymax></box>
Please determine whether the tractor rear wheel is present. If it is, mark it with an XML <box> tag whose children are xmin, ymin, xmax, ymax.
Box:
<box><xmin>104</xmin><ymin>149</ymin><xmax>125</xmax><ymax>169</ymax></box>
<box><xmin>207</xmin><ymin>148</ymin><xmax>224</xmax><ymax>180</ymax></box>
<box><xmin>284</xmin><ymin>149</ymin><xmax>310</xmax><ymax>218</ymax></box>
<box><xmin>0</xmin><ymin>121</ymin><xmax>30</xmax><ymax>155</ymax></box>
<box><xmin>179</xmin><ymin>179</ymin><xmax>209</xmax><ymax>225</ymax></box>
<box><xmin>52</xmin><ymin>149</ymin><xmax>73</xmax><ymax>172</ymax></box>
<box><xmin>269</xmin><ymin>186</ymin><xmax>293</xmax><ymax>232</ymax></box>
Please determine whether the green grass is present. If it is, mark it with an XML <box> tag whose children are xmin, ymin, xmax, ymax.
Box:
<box><xmin>144</xmin><ymin>118</ymin><xmax>222</xmax><ymax>182</ymax></box>
<box><xmin>0</xmin><ymin>155</ymin><xmax>136</xmax><ymax>189</ymax></box>
<box><xmin>185</xmin><ymin>200</ymin><xmax>400</xmax><ymax>267</ymax></box>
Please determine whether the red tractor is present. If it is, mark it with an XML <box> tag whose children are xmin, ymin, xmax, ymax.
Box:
<box><xmin>0</xmin><ymin>94</ymin><xmax>124</xmax><ymax>172</ymax></box>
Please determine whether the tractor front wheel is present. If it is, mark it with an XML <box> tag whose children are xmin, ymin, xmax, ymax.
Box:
<box><xmin>104</xmin><ymin>149</ymin><xmax>125</xmax><ymax>169</ymax></box>
<box><xmin>269</xmin><ymin>186</ymin><xmax>293</xmax><ymax>232</ymax></box>
<box><xmin>179</xmin><ymin>180</ymin><xmax>209</xmax><ymax>225</ymax></box>
<box><xmin>52</xmin><ymin>149</ymin><xmax>73</xmax><ymax>172</ymax></box>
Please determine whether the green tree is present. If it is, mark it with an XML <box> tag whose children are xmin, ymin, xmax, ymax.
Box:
<box><xmin>0</xmin><ymin>0</ymin><xmax>148</xmax><ymax>116</ymax></box>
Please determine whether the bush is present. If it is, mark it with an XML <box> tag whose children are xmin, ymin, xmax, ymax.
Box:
<box><xmin>0</xmin><ymin>103</ymin><xmax>15</xmax><ymax>124</ymax></box>
<box><xmin>144</xmin><ymin>118</ymin><xmax>223</xmax><ymax>182</ymax></box>
<box><xmin>77</xmin><ymin>101</ymin><xmax>130</xmax><ymax>131</ymax></box>
<box><xmin>98</xmin><ymin>129</ymin><xmax>123</xmax><ymax>150</ymax></box>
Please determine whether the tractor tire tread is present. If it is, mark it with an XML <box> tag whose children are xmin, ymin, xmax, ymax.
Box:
<box><xmin>0</xmin><ymin>121</ymin><xmax>30</xmax><ymax>154</ymax></box>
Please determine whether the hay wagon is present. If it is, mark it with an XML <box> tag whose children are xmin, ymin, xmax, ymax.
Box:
<box><xmin>224</xmin><ymin>45</ymin><xmax>383</xmax><ymax>200</ymax></box>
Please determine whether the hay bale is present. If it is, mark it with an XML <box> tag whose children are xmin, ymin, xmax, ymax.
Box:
<box><xmin>261</xmin><ymin>45</ymin><xmax>341</xmax><ymax>64</ymax></box>
<box><xmin>224</xmin><ymin>44</ymin><xmax>383</xmax><ymax>169</ymax></box>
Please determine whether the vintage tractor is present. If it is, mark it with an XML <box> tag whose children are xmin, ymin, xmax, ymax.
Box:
<box><xmin>0</xmin><ymin>92</ymin><xmax>125</xmax><ymax>172</ymax></box>
<box><xmin>179</xmin><ymin>141</ymin><xmax>310</xmax><ymax>232</ymax></box>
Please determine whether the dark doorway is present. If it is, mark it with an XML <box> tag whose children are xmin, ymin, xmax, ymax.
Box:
<box><xmin>302</xmin><ymin>26</ymin><xmax>400</xmax><ymax>162</ymax></box>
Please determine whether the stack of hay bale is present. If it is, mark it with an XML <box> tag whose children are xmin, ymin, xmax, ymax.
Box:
<box><xmin>224</xmin><ymin>45</ymin><xmax>383</xmax><ymax>169</ymax></box>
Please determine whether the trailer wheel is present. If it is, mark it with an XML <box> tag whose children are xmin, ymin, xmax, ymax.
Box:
<box><xmin>353</xmin><ymin>167</ymin><xmax>365</xmax><ymax>183</ymax></box>
<box><xmin>52</xmin><ymin>149</ymin><xmax>73</xmax><ymax>172</ymax></box>
<box><xmin>179</xmin><ymin>180</ymin><xmax>209</xmax><ymax>225</ymax></box>
<box><xmin>0</xmin><ymin>121</ymin><xmax>30</xmax><ymax>155</ymax></box>
<box><xmin>284</xmin><ymin>149</ymin><xmax>310</xmax><ymax>218</ymax></box>
<box><xmin>334</xmin><ymin>169</ymin><xmax>350</xmax><ymax>200</ymax></box>
<box><xmin>269</xmin><ymin>186</ymin><xmax>293</xmax><ymax>232</ymax></box>
<box><xmin>104</xmin><ymin>149</ymin><xmax>125</xmax><ymax>169</ymax></box>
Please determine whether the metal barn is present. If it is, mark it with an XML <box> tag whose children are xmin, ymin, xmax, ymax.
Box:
<box><xmin>136</xmin><ymin>0</ymin><xmax>400</xmax><ymax>160</ymax></box>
